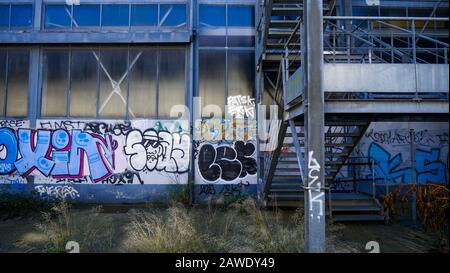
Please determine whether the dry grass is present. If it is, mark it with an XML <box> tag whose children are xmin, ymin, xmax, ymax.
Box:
<box><xmin>123</xmin><ymin>199</ymin><xmax>309</xmax><ymax>253</ymax></box>
<box><xmin>1</xmin><ymin>198</ymin><xmax>446</xmax><ymax>253</ymax></box>
<box><xmin>35</xmin><ymin>202</ymin><xmax>116</xmax><ymax>253</ymax></box>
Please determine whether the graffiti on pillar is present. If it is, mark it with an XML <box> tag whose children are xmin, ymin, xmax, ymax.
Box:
<box><xmin>307</xmin><ymin>151</ymin><xmax>324</xmax><ymax>221</ymax></box>
<box><xmin>0</xmin><ymin>119</ymin><xmax>190</xmax><ymax>187</ymax></box>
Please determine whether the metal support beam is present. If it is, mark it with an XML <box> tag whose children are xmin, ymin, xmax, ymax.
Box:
<box><xmin>288</xmin><ymin>119</ymin><xmax>306</xmax><ymax>182</ymax></box>
<box><xmin>304</xmin><ymin>0</ymin><xmax>326</xmax><ymax>253</ymax></box>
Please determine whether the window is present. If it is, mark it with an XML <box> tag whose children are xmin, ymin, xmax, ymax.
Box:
<box><xmin>43</xmin><ymin>3</ymin><xmax>188</xmax><ymax>30</ymax></box>
<box><xmin>198</xmin><ymin>3</ymin><xmax>255</xmax><ymax>115</ymax></box>
<box><xmin>131</xmin><ymin>4</ymin><xmax>158</xmax><ymax>27</ymax></box>
<box><xmin>199</xmin><ymin>50</ymin><xmax>226</xmax><ymax>111</ymax></box>
<box><xmin>128</xmin><ymin>49</ymin><xmax>157</xmax><ymax>118</ymax></box>
<box><xmin>70</xmin><ymin>49</ymin><xmax>98</xmax><ymax>117</ymax></box>
<box><xmin>159</xmin><ymin>4</ymin><xmax>187</xmax><ymax>27</ymax></box>
<box><xmin>199</xmin><ymin>4</ymin><xmax>255</xmax><ymax>47</ymax></box>
<box><xmin>0</xmin><ymin>50</ymin><xmax>6</xmax><ymax>115</ymax></box>
<box><xmin>0</xmin><ymin>48</ymin><xmax>29</xmax><ymax>117</ymax></box>
<box><xmin>228</xmin><ymin>5</ymin><xmax>254</xmax><ymax>27</ymax></box>
<box><xmin>0</xmin><ymin>5</ymin><xmax>10</xmax><ymax>28</ymax></box>
<box><xmin>73</xmin><ymin>5</ymin><xmax>100</xmax><ymax>27</ymax></box>
<box><xmin>98</xmin><ymin>48</ymin><xmax>128</xmax><ymax>118</ymax></box>
<box><xmin>228</xmin><ymin>50</ymin><xmax>254</xmax><ymax>98</ymax></box>
<box><xmin>10</xmin><ymin>4</ymin><xmax>32</xmax><ymax>28</ymax></box>
<box><xmin>40</xmin><ymin>46</ymin><xmax>187</xmax><ymax>119</ymax></box>
<box><xmin>44</xmin><ymin>5</ymin><xmax>71</xmax><ymax>29</ymax></box>
<box><xmin>0</xmin><ymin>4</ymin><xmax>33</xmax><ymax>29</ymax></box>
<box><xmin>158</xmin><ymin>47</ymin><xmax>186</xmax><ymax>117</ymax></box>
<box><xmin>199</xmin><ymin>4</ymin><xmax>226</xmax><ymax>46</ymax></box>
<box><xmin>199</xmin><ymin>5</ymin><xmax>226</xmax><ymax>27</ymax></box>
<box><xmin>41</xmin><ymin>49</ymin><xmax>69</xmax><ymax>116</ymax></box>
<box><xmin>102</xmin><ymin>4</ymin><xmax>130</xmax><ymax>27</ymax></box>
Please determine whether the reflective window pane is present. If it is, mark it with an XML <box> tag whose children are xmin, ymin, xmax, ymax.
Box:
<box><xmin>11</xmin><ymin>4</ymin><xmax>33</xmax><ymax>28</ymax></box>
<box><xmin>199</xmin><ymin>4</ymin><xmax>226</xmax><ymax>47</ymax></box>
<box><xmin>228</xmin><ymin>5</ymin><xmax>254</xmax><ymax>27</ymax></box>
<box><xmin>199</xmin><ymin>50</ymin><xmax>226</xmax><ymax>113</ymax></box>
<box><xmin>199</xmin><ymin>5</ymin><xmax>225</xmax><ymax>27</ymax></box>
<box><xmin>98</xmin><ymin>49</ymin><xmax>127</xmax><ymax>118</ymax></box>
<box><xmin>131</xmin><ymin>4</ymin><xmax>157</xmax><ymax>26</ymax></box>
<box><xmin>159</xmin><ymin>4</ymin><xmax>186</xmax><ymax>27</ymax></box>
<box><xmin>158</xmin><ymin>48</ymin><xmax>186</xmax><ymax>117</ymax></box>
<box><xmin>44</xmin><ymin>5</ymin><xmax>71</xmax><ymax>29</ymax></box>
<box><xmin>227</xmin><ymin>35</ymin><xmax>255</xmax><ymax>47</ymax></box>
<box><xmin>70</xmin><ymin>49</ymin><xmax>98</xmax><ymax>117</ymax></box>
<box><xmin>6</xmin><ymin>50</ymin><xmax>29</xmax><ymax>117</ymax></box>
<box><xmin>73</xmin><ymin>5</ymin><xmax>100</xmax><ymax>27</ymax></box>
<box><xmin>102</xmin><ymin>4</ymin><xmax>129</xmax><ymax>27</ymax></box>
<box><xmin>0</xmin><ymin>50</ymin><xmax>6</xmax><ymax>115</ymax></box>
<box><xmin>128</xmin><ymin>49</ymin><xmax>157</xmax><ymax>118</ymax></box>
<box><xmin>228</xmin><ymin>50</ymin><xmax>254</xmax><ymax>98</ymax></box>
<box><xmin>0</xmin><ymin>5</ymin><xmax>9</xmax><ymax>28</ymax></box>
<box><xmin>42</xmin><ymin>50</ymin><xmax>69</xmax><ymax>117</ymax></box>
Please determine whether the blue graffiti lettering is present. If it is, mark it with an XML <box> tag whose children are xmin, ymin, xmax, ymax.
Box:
<box><xmin>368</xmin><ymin>143</ymin><xmax>447</xmax><ymax>184</ymax></box>
<box><xmin>0</xmin><ymin>128</ymin><xmax>18</xmax><ymax>174</ymax></box>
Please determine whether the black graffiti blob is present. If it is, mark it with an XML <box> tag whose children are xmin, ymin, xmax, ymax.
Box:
<box><xmin>198</xmin><ymin>144</ymin><xmax>241</xmax><ymax>182</ymax></box>
<box><xmin>234</xmin><ymin>141</ymin><xmax>257</xmax><ymax>178</ymax></box>
<box><xmin>198</xmin><ymin>141</ymin><xmax>256</xmax><ymax>183</ymax></box>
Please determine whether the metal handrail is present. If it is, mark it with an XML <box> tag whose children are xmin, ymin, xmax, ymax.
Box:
<box><xmin>324</xmin><ymin>16</ymin><xmax>449</xmax><ymax>21</ymax></box>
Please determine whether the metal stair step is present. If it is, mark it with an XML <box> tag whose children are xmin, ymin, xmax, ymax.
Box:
<box><xmin>273</xmin><ymin>175</ymin><xmax>333</xmax><ymax>180</ymax></box>
<box><xmin>267</xmin><ymin>200</ymin><xmax>303</xmax><ymax>207</ymax></box>
<box><xmin>285</xmin><ymin>132</ymin><xmax>360</xmax><ymax>137</ymax></box>
<box><xmin>277</xmin><ymin>160</ymin><xmax>344</xmax><ymax>165</ymax></box>
<box><xmin>269</xmin><ymin>188</ymin><xmax>302</xmax><ymax>193</ymax></box>
<box><xmin>271</xmin><ymin>7</ymin><xmax>304</xmax><ymax>16</ymax></box>
<box><xmin>271</xmin><ymin>182</ymin><xmax>304</xmax><ymax>186</ymax></box>
<box><xmin>330</xmin><ymin>193</ymin><xmax>374</xmax><ymax>200</ymax></box>
<box><xmin>284</xmin><ymin>143</ymin><xmax>355</xmax><ymax>148</ymax></box>
<box><xmin>268</xmin><ymin>193</ymin><xmax>304</xmax><ymax>199</ymax></box>
<box><xmin>331</xmin><ymin>205</ymin><xmax>381</xmax><ymax>212</ymax></box>
<box><xmin>332</xmin><ymin>214</ymin><xmax>384</xmax><ymax>222</ymax></box>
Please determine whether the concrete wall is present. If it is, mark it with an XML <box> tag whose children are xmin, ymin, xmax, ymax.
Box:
<box><xmin>350</xmin><ymin>122</ymin><xmax>449</xmax><ymax>196</ymax></box>
<box><xmin>0</xmin><ymin>118</ymin><xmax>258</xmax><ymax>203</ymax></box>
<box><xmin>0</xmin><ymin>119</ymin><xmax>191</xmax><ymax>202</ymax></box>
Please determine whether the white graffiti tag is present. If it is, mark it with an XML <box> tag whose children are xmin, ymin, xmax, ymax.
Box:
<box><xmin>35</xmin><ymin>185</ymin><xmax>80</xmax><ymax>200</ymax></box>
<box><xmin>308</xmin><ymin>151</ymin><xmax>324</xmax><ymax>220</ymax></box>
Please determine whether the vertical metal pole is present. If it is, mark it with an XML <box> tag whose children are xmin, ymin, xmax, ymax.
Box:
<box><xmin>304</xmin><ymin>0</ymin><xmax>326</xmax><ymax>253</ymax></box>
<box><xmin>372</xmin><ymin>159</ymin><xmax>376</xmax><ymax>199</ymax></box>
<box><xmin>410</xmin><ymin>129</ymin><xmax>417</xmax><ymax>226</ymax></box>
<box><xmin>412</xmin><ymin>20</ymin><xmax>419</xmax><ymax>100</ymax></box>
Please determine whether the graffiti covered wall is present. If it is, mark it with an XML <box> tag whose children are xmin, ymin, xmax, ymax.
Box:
<box><xmin>353</xmin><ymin>122</ymin><xmax>448</xmax><ymax>194</ymax></box>
<box><xmin>0</xmin><ymin>119</ymin><xmax>190</xmax><ymax>202</ymax></box>
<box><xmin>193</xmin><ymin>119</ymin><xmax>258</xmax><ymax>200</ymax></box>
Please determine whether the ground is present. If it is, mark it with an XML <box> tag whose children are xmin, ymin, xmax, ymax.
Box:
<box><xmin>0</xmin><ymin>201</ymin><xmax>447</xmax><ymax>253</ymax></box>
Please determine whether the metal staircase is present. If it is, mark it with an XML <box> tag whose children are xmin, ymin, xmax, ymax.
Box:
<box><xmin>265</xmin><ymin>120</ymin><xmax>385</xmax><ymax>222</ymax></box>
<box><xmin>258</xmin><ymin>0</ymin><xmax>448</xmax><ymax>226</ymax></box>
<box><xmin>259</xmin><ymin>0</ymin><xmax>386</xmax><ymax>222</ymax></box>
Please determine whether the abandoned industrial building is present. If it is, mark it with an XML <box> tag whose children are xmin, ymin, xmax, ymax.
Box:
<box><xmin>0</xmin><ymin>0</ymin><xmax>448</xmax><ymax>253</ymax></box>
